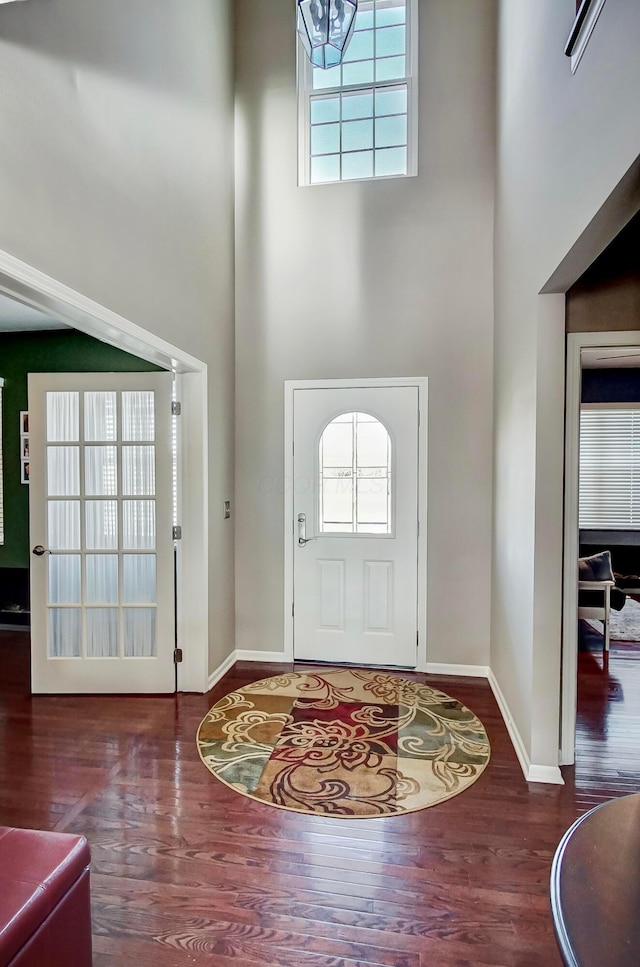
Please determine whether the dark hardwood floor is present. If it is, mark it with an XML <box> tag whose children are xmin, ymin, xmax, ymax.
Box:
<box><xmin>1</xmin><ymin>629</ymin><xmax>639</xmax><ymax>967</ymax></box>
<box><xmin>575</xmin><ymin>623</ymin><xmax>640</xmax><ymax>806</ymax></box>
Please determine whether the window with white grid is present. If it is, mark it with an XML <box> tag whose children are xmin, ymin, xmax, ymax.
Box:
<box><xmin>298</xmin><ymin>0</ymin><xmax>418</xmax><ymax>185</ymax></box>
<box><xmin>318</xmin><ymin>411</ymin><xmax>392</xmax><ymax>534</ymax></box>
<box><xmin>579</xmin><ymin>405</ymin><xmax>640</xmax><ymax>528</ymax></box>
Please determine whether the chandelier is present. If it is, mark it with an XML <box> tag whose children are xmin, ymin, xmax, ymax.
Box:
<box><xmin>297</xmin><ymin>0</ymin><xmax>358</xmax><ymax>70</ymax></box>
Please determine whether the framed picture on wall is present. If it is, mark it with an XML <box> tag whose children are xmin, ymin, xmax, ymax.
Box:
<box><xmin>19</xmin><ymin>411</ymin><xmax>29</xmax><ymax>485</ymax></box>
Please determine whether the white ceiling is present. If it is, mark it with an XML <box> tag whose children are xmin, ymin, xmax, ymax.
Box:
<box><xmin>581</xmin><ymin>347</ymin><xmax>640</xmax><ymax>369</ymax></box>
<box><xmin>0</xmin><ymin>291</ymin><xmax>69</xmax><ymax>331</ymax></box>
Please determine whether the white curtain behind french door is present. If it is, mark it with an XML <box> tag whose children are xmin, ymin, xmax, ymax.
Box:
<box><xmin>28</xmin><ymin>372</ymin><xmax>175</xmax><ymax>694</ymax></box>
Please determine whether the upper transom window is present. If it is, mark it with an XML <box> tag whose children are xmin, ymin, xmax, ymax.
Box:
<box><xmin>298</xmin><ymin>0</ymin><xmax>418</xmax><ymax>186</ymax></box>
<box><xmin>318</xmin><ymin>411</ymin><xmax>392</xmax><ymax>534</ymax></box>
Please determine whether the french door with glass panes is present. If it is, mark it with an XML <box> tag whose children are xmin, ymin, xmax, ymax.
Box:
<box><xmin>28</xmin><ymin>373</ymin><xmax>175</xmax><ymax>694</ymax></box>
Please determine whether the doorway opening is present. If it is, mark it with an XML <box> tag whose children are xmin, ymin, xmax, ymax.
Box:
<box><xmin>0</xmin><ymin>256</ymin><xmax>209</xmax><ymax>694</ymax></box>
<box><xmin>562</xmin><ymin>334</ymin><xmax>640</xmax><ymax>792</ymax></box>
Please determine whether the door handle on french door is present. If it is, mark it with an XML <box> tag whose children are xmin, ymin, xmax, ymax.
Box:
<box><xmin>32</xmin><ymin>545</ymin><xmax>51</xmax><ymax>556</ymax></box>
<box><xmin>297</xmin><ymin>513</ymin><xmax>317</xmax><ymax>546</ymax></box>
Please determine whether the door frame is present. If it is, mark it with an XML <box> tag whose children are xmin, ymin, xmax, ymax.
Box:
<box><xmin>561</xmin><ymin>330</ymin><xmax>640</xmax><ymax>764</ymax></box>
<box><xmin>283</xmin><ymin>377</ymin><xmax>429</xmax><ymax>669</ymax></box>
<box><xmin>0</xmin><ymin>247</ymin><xmax>209</xmax><ymax>693</ymax></box>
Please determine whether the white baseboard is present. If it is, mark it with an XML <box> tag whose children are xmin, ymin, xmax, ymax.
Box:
<box><xmin>206</xmin><ymin>650</ymin><xmax>289</xmax><ymax>692</ymax></box>
<box><xmin>488</xmin><ymin>668</ymin><xmax>564</xmax><ymax>786</ymax></box>
<box><xmin>206</xmin><ymin>650</ymin><xmax>238</xmax><ymax>692</ymax></box>
<box><xmin>204</xmin><ymin>652</ymin><xmax>564</xmax><ymax>786</ymax></box>
<box><xmin>527</xmin><ymin>764</ymin><xmax>565</xmax><ymax>784</ymax></box>
<box><xmin>424</xmin><ymin>663</ymin><xmax>489</xmax><ymax>678</ymax></box>
<box><xmin>235</xmin><ymin>650</ymin><xmax>291</xmax><ymax>663</ymax></box>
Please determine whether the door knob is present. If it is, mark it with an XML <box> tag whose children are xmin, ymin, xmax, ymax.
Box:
<box><xmin>32</xmin><ymin>545</ymin><xmax>51</xmax><ymax>556</ymax></box>
<box><xmin>297</xmin><ymin>513</ymin><xmax>317</xmax><ymax>546</ymax></box>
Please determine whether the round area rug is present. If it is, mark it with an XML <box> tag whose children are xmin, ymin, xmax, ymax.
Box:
<box><xmin>197</xmin><ymin>669</ymin><xmax>490</xmax><ymax>818</ymax></box>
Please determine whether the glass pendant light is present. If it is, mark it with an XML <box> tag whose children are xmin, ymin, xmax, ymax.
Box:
<box><xmin>297</xmin><ymin>0</ymin><xmax>358</xmax><ymax>70</ymax></box>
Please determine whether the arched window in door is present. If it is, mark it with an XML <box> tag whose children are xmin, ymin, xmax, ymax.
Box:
<box><xmin>318</xmin><ymin>411</ymin><xmax>392</xmax><ymax>534</ymax></box>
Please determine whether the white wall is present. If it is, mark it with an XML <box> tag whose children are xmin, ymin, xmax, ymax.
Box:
<box><xmin>494</xmin><ymin>0</ymin><xmax>640</xmax><ymax>771</ymax></box>
<box><xmin>0</xmin><ymin>0</ymin><xmax>236</xmax><ymax>676</ymax></box>
<box><xmin>234</xmin><ymin>0</ymin><xmax>497</xmax><ymax>664</ymax></box>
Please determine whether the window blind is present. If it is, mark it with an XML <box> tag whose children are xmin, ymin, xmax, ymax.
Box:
<box><xmin>579</xmin><ymin>406</ymin><xmax>640</xmax><ymax>528</ymax></box>
<box><xmin>0</xmin><ymin>377</ymin><xmax>4</xmax><ymax>544</ymax></box>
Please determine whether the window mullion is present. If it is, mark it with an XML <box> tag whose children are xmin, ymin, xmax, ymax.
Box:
<box><xmin>310</xmin><ymin>78</ymin><xmax>410</xmax><ymax>99</ymax></box>
<box><xmin>300</xmin><ymin>0</ymin><xmax>415</xmax><ymax>185</ymax></box>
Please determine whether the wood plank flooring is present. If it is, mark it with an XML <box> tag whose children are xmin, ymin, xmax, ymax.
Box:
<box><xmin>1</xmin><ymin>630</ymin><xmax>639</xmax><ymax>966</ymax></box>
<box><xmin>575</xmin><ymin>625</ymin><xmax>640</xmax><ymax>806</ymax></box>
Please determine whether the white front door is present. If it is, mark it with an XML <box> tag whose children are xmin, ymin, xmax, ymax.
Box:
<box><xmin>28</xmin><ymin>372</ymin><xmax>175</xmax><ymax>694</ymax></box>
<box><xmin>293</xmin><ymin>385</ymin><xmax>420</xmax><ymax>667</ymax></box>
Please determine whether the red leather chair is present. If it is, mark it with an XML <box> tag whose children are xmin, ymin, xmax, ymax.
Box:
<box><xmin>0</xmin><ymin>826</ymin><xmax>92</xmax><ymax>967</ymax></box>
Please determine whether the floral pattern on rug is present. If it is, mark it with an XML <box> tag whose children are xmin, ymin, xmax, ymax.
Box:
<box><xmin>197</xmin><ymin>669</ymin><xmax>490</xmax><ymax>817</ymax></box>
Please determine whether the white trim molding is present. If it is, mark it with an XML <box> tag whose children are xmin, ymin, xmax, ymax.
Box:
<box><xmin>230</xmin><ymin>656</ymin><xmax>489</xmax><ymax>680</ymax></box>
<box><xmin>0</xmin><ymin>248</ymin><xmax>204</xmax><ymax>375</ymax></box>
<box><xmin>235</xmin><ymin>650</ymin><xmax>293</xmax><ymax>664</ymax></box>
<box><xmin>207</xmin><ymin>650</ymin><xmax>290</xmax><ymax>693</ymax></box>
<box><xmin>425</xmin><ymin>663</ymin><xmax>489</xmax><ymax>678</ymax></box>
<box><xmin>207</xmin><ymin>650</ymin><xmax>238</xmax><ymax>693</ymax></box>
<box><xmin>561</xmin><ymin>330</ymin><xmax>640</xmax><ymax>765</ymax></box>
<box><xmin>528</xmin><ymin>764</ymin><xmax>566</xmax><ymax>784</ymax></box>
<box><xmin>489</xmin><ymin>670</ymin><xmax>564</xmax><ymax>785</ymax></box>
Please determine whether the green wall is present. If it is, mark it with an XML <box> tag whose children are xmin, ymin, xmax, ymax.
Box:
<box><xmin>0</xmin><ymin>329</ymin><xmax>163</xmax><ymax>569</ymax></box>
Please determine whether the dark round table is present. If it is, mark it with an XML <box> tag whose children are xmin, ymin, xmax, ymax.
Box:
<box><xmin>550</xmin><ymin>794</ymin><xmax>640</xmax><ymax>966</ymax></box>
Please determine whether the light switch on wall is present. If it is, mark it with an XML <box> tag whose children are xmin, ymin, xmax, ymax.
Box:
<box><xmin>224</xmin><ymin>501</ymin><xmax>231</xmax><ymax>519</ymax></box>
